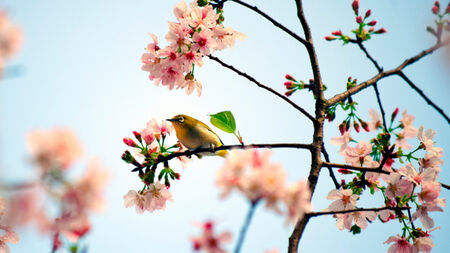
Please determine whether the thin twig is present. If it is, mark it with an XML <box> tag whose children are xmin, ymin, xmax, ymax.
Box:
<box><xmin>234</xmin><ymin>201</ymin><xmax>259</xmax><ymax>253</ymax></box>
<box><xmin>306</xmin><ymin>206</ymin><xmax>410</xmax><ymax>218</ymax></box>
<box><xmin>140</xmin><ymin>143</ymin><xmax>312</xmax><ymax>171</ymax></box>
<box><xmin>372</xmin><ymin>83</ymin><xmax>388</xmax><ymax>131</ymax></box>
<box><xmin>321</xmin><ymin>162</ymin><xmax>389</xmax><ymax>174</ymax></box>
<box><xmin>327</xmin><ymin>39</ymin><xmax>450</xmax><ymax>107</ymax></box>
<box><xmin>441</xmin><ymin>182</ymin><xmax>450</xmax><ymax>190</ymax></box>
<box><xmin>208</xmin><ymin>55</ymin><xmax>316</xmax><ymax>122</ymax></box>
<box><xmin>223</xmin><ymin>0</ymin><xmax>308</xmax><ymax>46</ymax></box>
<box><xmin>0</xmin><ymin>182</ymin><xmax>37</xmax><ymax>191</ymax></box>
<box><xmin>397</xmin><ymin>71</ymin><xmax>450</xmax><ymax>124</ymax></box>
<box><xmin>321</xmin><ymin>144</ymin><xmax>340</xmax><ymax>189</ymax></box>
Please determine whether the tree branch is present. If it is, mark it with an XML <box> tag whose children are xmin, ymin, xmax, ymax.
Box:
<box><xmin>139</xmin><ymin>143</ymin><xmax>312</xmax><ymax>171</ymax></box>
<box><xmin>327</xmin><ymin>39</ymin><xmax>450</xmax><ymax>107</ymax></box>
<box><xmin>397</xmin><ymin>71</ymin><xmax>450</xmax><ymax>124</ymax></box>
<box><xmin>306</xmin><ymin>206</ymin><xmax>410</xmax><ymax>218</ymax></box>
<box><xmin>234</xmin><ymin>201</ymin><xmax>259</xmax><ymax>253</ymax></box>
<box><xmin>321</xmin><ymin>144</ymin><xmax>340</xmax><ymax>189</ymax></box>
<box><xmin>208</xmin><ymin>55</ymin><xmax>316</xmax><ymax>122</ymax></box>
<box><xmin>322</xmin><ymin>162</ymin><xmax>389</xmax><ymax>174</ymax></box>
<box><xmin>225</xmin><ymin>0</ymin><xmax>308</xmax><ymax>46</ymax></box>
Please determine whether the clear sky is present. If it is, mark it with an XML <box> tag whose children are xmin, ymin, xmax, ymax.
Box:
<box><xmin>0</xmin><ymin>0</ymin><xmax>449</xmax><ymax>252</ymax></box>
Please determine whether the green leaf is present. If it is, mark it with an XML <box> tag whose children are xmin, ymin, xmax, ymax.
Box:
<box><xmin>209</xmin><ymin>111</ymin><xmax>236</xmax><ymax>133</ymax></box>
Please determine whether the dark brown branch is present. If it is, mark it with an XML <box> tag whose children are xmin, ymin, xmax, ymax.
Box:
<box><xmin>327</xmin><ymin>39</ymin><xmax>450</xmax><ymax>107</ymax></box>
<box><xmin>306</xmin><ymin>206</ymin><xmax>410</xmax><ymax>218</ymax></box>
<box><xmin>321</xmin><ymin>144</ymin><xmax>340</xmax><ymax>189</ymax></box>
<box><xmin>208</xmin><ymin>55</ymin><xmax>316</xmax><ymax>122</ymax></box>
<box><xmin>289</xmin><ymin>1</ymin><xmax>326</xmax><ymax>252</ymax></box>
<box><xmin>354</xmin><ymin>40</ymin><xmax>383</xmax><ymax>72</ymax></box>
<box><xmin>372</xmin><ymin>83</ymin><xmax>388</xmax><ymax>130</ymax></box>
<box><xmin>397</xmin><ymin>71</ymin><xmax>450</xmax><ymax>124</ymax></box>
<box><xmin>321</xmin><ymin>162</ymin><xmax>389</xmax><ymax>174</ymax></box>
<box><xmin>441</xmin><ymin>182</ymin><xmax>450</xmax><ymax>190</ymax></box>
<box><xmin>226</xmin><ymin>0</ymin><xmax>308</xmax><ymax>46</ymax></box>
<box><xmin>145</xmin><ymin>143</ymin><xmax>312</xmax><ymax>170</ymax></box>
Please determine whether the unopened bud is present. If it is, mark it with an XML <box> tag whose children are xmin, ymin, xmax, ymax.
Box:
<box><xmin>432</xmin><ymin>5</ymin><xmax>439</xmax><ymax>14</ymax></box>
<box><xmin>284</xmin><ymin>81</ymin><xmax>295</xmax><ymax>89</ymax></box>
<box><xmin>365</xmin><ymin>9</ymin><xmax>371</xmax><ymax>18</ymax></box>
<box><xmin>325</xmin><ymin>35</ymin><xmax>337</xmax><ymax>41</ymax></box>
<box><xmin>375</xmin><ymin>28</ymin><xmax>387</xmax><ymax>34</ymax></box>
<box><xmin>356</xmin><ymin>16</ymin><xmax>363</xmax><ymax>24</ymax></box>
<box><xmin>332</xmin><ymin>30</ymin><xmax>342</xmax><ymax>36</ymax></box>
<box><xmin>123</xmin><ymin>137</ymin><xmax>138</xmax><ymax>147</ymax></box>
<box><xmin>133</xmin><ymin>131</ymin><xmax>142</xmax><ymax>142</ymax></box>
<box><xmin>369</xmin><ymin>27</ymin><xmax>375</xmax><ymax>32</ymax></box>
<box><xmin>285</xmin><ymin>74</ymin><xmax>296</xmax><ymax>81</ymax></box>
<box><xmin>391</xmin><ymin>107</ymin><xmax>399</xmax><ymax>122</ymax></box>
<box><xmin>345</xmin><ymin>120</ymin><xmax>351</xmax><ymax>132</ymax></box>
<box><xmin>339</xmin><ymin>122</ymin><xmax>346</xmax><ymax>135</ymax></box>
<box><xmin>352</xmin><ymin>0</ymin><xmax>360</xmax><ymax>15</ymax></box>
<box><xmin>338</xmin><ymin>168</ymin><xmax>352</xmax><ymax>174</ymax></box>
<box><xmin>284</xmin><ymin>89</ymin><xmax>296</xmax><ymax>96</ymax></box>
<box><xmin>360</xmin><ymin>120</ymin><xmax>370</xmax><ymax>132</ymax></box>
<box><xmin>368</xmin><ymin>20</ymin><xmax>377</xmax><ymax>26</ymax></box>
<box><xmin>446</xmin><ymin>3</ymin><xmax>450</xmax><ymax>14</ymax></box>
<box><xmin>354</xmin><ymin>122</ymin><xmax>360</xmax><ymax>133</ymax></box>
<box><xmin>121</xmin><ymin>150</ymin><xmax>136</xmax><ymax>164</ymax></box>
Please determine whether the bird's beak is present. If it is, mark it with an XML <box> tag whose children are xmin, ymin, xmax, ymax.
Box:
<box><xmin>166</xmin><ymin>118</ymin><xmax>176</xmax><ymax>122</ymax></box>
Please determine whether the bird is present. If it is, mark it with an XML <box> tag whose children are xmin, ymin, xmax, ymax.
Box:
<box><xmin>167</xmin><ymin>114</ymin><xmax>228</xmax><ymax>157</ymax></box>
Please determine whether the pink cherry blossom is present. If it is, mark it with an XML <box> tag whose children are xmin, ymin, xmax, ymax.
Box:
<box><xmin>396</xmin><ymin>110</ymin><xmax>418</xmax><ymax>150</ymax></box>
<box><xmin>190</xmin><ymin>220</ymin><xmax>232</xmax><ymax>253</ymax></box>
<box><xmin>417</xmin><ymin>126</ymin><xmax>443</xmax><ymax>157</ymax></box>
<box><xmin>418</xmin><ymin>181</ymin><xmax>441</xmax><ymax>204</ymax></box>
<box><xmin>399</xmin><ymin>163</ymin><xmax>436</xmax><ymax>186</ymax></box>
<box><xmin>265</xmin><ymin>249</ymin><xmax>279</xmax><ymax>253</ymax></box>
<box><xmin>384</xmin><ymin>234</ymin><xmax>413</xmax><ymax>253</ymax></box>
<box><xmin>0</xmin><ymin>11</ymin><xmax>22</xmax><ymax>72</ymax></box>
<box><xmin>123</xmin><ymin>190</ymin><xmax>149</xmax><ymax>214</ymax></box>
<box><xmin>326</xmin><ymin>188</ymin><xmax>359</xmax><ymax>211</ymax></box>
<box><xmin>412</xmin><ymin>202</ymin><xmax>443</xmax><ymax>229</ymax></box>
<box><xmin>378</xmin><ymin>209</ymin><xmax>396</xmax><ymax>222</ymax></box>
<box><xmin>344</xmin><ymin>141</ymin><xmax>372</xmax><ymax>166</ymax></box>
<box><xmin>384</xmin><ymin>173</ymin><xmax>413</xmax><ymax>202</ymax></box>
<box><xmin>183</xmin><ymin>78</ymin><xmax>203</xmax><ymax>97</ymax></box>
<box><xmin>26</xmin><ymin>128</ymin><xmax>83</xmax><ymax>170</ymax></box>
<box><xmin>148</xmin><ymin>118</ymin><xmax>174</xmax><ymax>139</ymax></box>
<box><xmin>413</xmin><ymin>236</ymin><xmax>433</xmax><ymax>253</ymax></box>
<box><xmin>419</xmin><ymin>153</ymin><xmax>443</xmax><ymax>171</ymax></box>
<box><xmin>3</xmin><ymin>187</ymin><xmax>43</xmax><ymax>227</ymax></box>
<box><xmin>212</xmin><ymin>26</ymin><xmax>246</xmax><ymax>50</ymax></box>
<box><xmin>330</xmin><ymin>130</ymin><xmax>351</xmax><ymax>153</ymax></box>
<box><xmin>192</xmin><ymin>29</ymin><xmax>216</xmax><ymax>55</ymax></box>
<box><xmin>282</xmin><ymin>180</ymin><xmax>311</xmax><ymax>223</ymax></box>
<box><xmin>188</xmin><ymin>2</ymin><xmax>219</xmax><ymax>29</ymax></box>
<box><xmin>166</xmin><ymin>21</ymin><xmax>191</xmax><ymax>52</ymax></box>
<box><xmin>368</xmin><ymin>108</ymin><xmax>383</xmax><ymax>131</ymax></box>
<box><xmin>146</xmin><ymin>182</ymin><xmax>173</xmax><ymax>212</ymax></box>
<box><xmin>335</xmin><ymin>211</ymin><xmax>377</xmax><ymax>231</ymax></box>
<box><xmin>0</xmin><ymin>225</ymin><xmax>19</xmax><ymax>253</ymax></box>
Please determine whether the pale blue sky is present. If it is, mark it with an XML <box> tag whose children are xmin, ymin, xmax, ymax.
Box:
<box><xmin>0</xmin><ymin>0</ymin><xmax>449</xmax><ymax>252</ymax></box>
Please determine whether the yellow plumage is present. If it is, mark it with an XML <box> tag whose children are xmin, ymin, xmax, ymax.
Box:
<box><xmin>167</xmin><ymin>114</ymin><xmax>228</xmax><ymax>157</ymax></box>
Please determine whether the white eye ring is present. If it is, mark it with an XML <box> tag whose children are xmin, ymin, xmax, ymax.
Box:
<box><xmin>178</xmin><ymin>116</ymin><xmax>184</xmax><ymax>123</ymax></box>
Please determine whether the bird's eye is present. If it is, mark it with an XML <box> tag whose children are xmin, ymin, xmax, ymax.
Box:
<box><xmin>178</xmin><ymin>116</ymin><xmax>184</xmax><ymax>123</ymax></box>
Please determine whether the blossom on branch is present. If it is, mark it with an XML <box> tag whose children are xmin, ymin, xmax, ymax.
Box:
<box><xmin>326</xmin><ymin>188</ymin><xmax>359</xmax><ymax>211</ymax></box>
<box><xmin>190</xmin><ymin>220</ymin><xmax>232</xmax><ymax>253</ymax></box>
<box><xmin>0</xmin><ymin>11</ymin><xmax>21</xmax><ymax>73</ymax></box>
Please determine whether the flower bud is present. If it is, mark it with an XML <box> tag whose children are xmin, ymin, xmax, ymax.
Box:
<box><xmin>368</xmin><ymin>20</ymin><xmax>377</xmax><ymax>26</ymax></box>
<box><xmin>142</xmin><ymin>131</ymin><xmax>156</xmax><ymax>146</ymax></box>
<box><xmin>345</xmin><ymin>120</ymin><xmax>351</xmax><ymax>132</ymax></box>
<box><xmin>352</xmin><ymin>0</ymin><xmax>359</xmax><ymax>15</ymax></box>
<box><xmin>121</xmin><ymin>150</ymin><xmax>136</xmax><ymax>164</ymax></box>
<box><xmin>391</xmin><ymin>107</ymin><xmax>399</xmax><ymax>122</ymax></box>
<box><xmin>331</xmin><ymin>30</ymin><xmax>342</xmax><ymax>36</ymax></box>
<box><xmin>369</xmin><ymin>27</ymin><xmax>375</xmax><ymax>32</ymax></box>
<box><xmin>353</xmin><ymin>122</ymin><xmax>360</xmax><ymax>133</ymax></box>
<box><xmin>356</xmin><ymin>16</ymin><xmax>363</xmax><ymax>24</ymax></box>
<box><xmin>446</xmin><ymin>3</ymin><xmax>450</xmax><ymax>14</ymax></box>
<box><xmin>339</xmin><ymin>122</ymin><xmax>346</xmax><ymax>135</ymax></box>
<box><xmin>284</xmin><ymin>81</ymin><xmax>295</xmax><ymax>89</ymax></box>
<box><xmin>285</xmin><ymin>74</ymin><xmax>296</xmax><ymax>81</ymax></box>
<box><xmin>133</xmin><ymin>131</ymin><xmax>142</xmax><ymax>142</ymax></box>
<box><xmin>432</xmin><ymin>5</ymin><xmax>439</xmax><ymax>14</ymax></box>
<box><xmin>338</xmin><ymin>168</ymin><xmax>352</xmax><ymax>174</ymax></box>
<box><xmin>285</xmin><ymin>89</ymin><xmax>295</xmax><ymax>96</ymax></box>
<box><xmin>360</xmin><ymin>119</ymin><xmax>370</xmax><ymax>132</ymax></box>
<box><xmin>365</xmin><ymin>9</ymin><xmax>371</xmax><ymax>18</ymax></box>
<box><xmin>374</xmin><ymin>28</ymin><xmax>387</xmax><ymax>34</ymax></box>
<box><xmin>325</xmin><ymin>35</ymin><xmax>336</xmax><ymax>41</ymax></box>
<box><xmin>123</xmin><ymin>137</ymin><xmax>138</xmax><ymax>147</ymax></box>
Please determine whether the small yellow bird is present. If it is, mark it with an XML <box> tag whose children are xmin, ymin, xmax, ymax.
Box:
<box><xmin>167</xmin><ymin>114</ymin><xmax>228</xmax><ymax>157</ymax></box>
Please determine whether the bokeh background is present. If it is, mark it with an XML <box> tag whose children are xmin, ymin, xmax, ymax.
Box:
<box><xmin>0</xmin><ymin>0</ymin><xmax>449</xmax><ymax>252</ymax></box>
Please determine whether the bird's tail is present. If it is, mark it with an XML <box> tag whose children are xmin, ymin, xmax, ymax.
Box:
<box><xmin>216</xmin><ymin>150</ymin><xmax>228</xmax><ymax>157</ymax></box>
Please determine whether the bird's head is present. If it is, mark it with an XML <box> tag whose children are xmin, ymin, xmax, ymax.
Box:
<box><xmin>167</xmin><ymin>114</ymin><xmax>197</xmax><ymax>130</ymax></box>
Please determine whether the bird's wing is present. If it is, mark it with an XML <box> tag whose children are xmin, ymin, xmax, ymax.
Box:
<box><xmin>197</xmin><ymin>120</ymin><xmax>224</xmax><ymax>145</ymax></box>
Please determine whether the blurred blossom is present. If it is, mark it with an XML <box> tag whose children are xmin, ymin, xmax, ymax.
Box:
<box><xmin>190</xmin><ymin>220</ymin><xmax>232</xmax><ymax>253</ymax></box>
<box><xmin>0</xmin><ymin>198</ymin><xmax>19</xmax><ymax>252</ymax></box>
<box><xmin>26</xmin><ymin>128</ymin><xmax>83</xmax><ymax>171</ymax></box>
<box><xmin>0</xmin><ymin>10</ymin><xmax>21</xmax><ymax>73</ymax></box>
<box><xmin>282</xmin><ymin>180</ymin><xmax>311</xmax><ymax>223</ymax></box>
<box><xmin>4</xmin><ymin>187</ymin><xmax>43</xmax><ymax>227</ymax></box>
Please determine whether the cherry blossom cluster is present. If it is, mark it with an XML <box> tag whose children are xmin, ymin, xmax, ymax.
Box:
<box><xmin>141</xmin><ymin>0</ymin><xmax>245</xmax><ymax>96</ymax></box>
<box><xmin>216</xmin><ymin>149</ymin><xmax>311</xmax><ymax>223</ymax></box>
<box><xmin>122</xmin><ymin>118</ymin><xmax>189</xmax><ymax>214</ymax></box>
<box><xmin>427</xmin><ymin>1</ymin><xmax>450</xmax><ymax>40</ymax></box>
<box><xmin>0</xmin><ymin>10</ymin><xmax>21</xmax><ymax>73</ymax></box>
<box><xmin>283</xmin><ymin>74</ymin><xmax>314</xmax><ymax>97</ymax></box>
<box><xmin>329</xmin><ymin>108</ymin><xmax>445</xmax><ymax>252</ymax></box>
<box><xmin>0</xmin><ymin>198</ymin><xmax>19</xmax><ymax>253</ymax></box>
<box><xmin>5</xmin><ymin>128</ymin><xmax>109</xmax><ymax>252</ymax></box>
<box><xmin>190</xmin><ymin>220</ymin><xmax>232</xmax><ymax>253</ymax></box>
<box><xmin>325</xmin><ymin>0</ymin><xmax>386</xmax><ymax>43</ymax></box>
